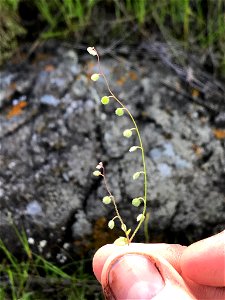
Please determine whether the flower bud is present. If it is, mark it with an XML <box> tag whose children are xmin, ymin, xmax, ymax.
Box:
<box><xmin>133</xmin><ymin>172</ymin><xmax>141</xmax><ymax>180</ymax></box>
<box><xmin>129</xmin><ymin>146</ymin><xmax>139</xmax><ymax>152</ymax></box>
<box><xmin>87</xmin><ymin>47</ymin><xmax>97</xmax><ymax>56</ymax></box>
<box><xmin>137</xmin><ymin>214</ymin><xmax>145</xmax><ymax>222</ymax></box>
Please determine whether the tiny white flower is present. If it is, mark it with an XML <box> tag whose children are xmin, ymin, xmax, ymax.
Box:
<box><xmin>87</xmin><ymin>47</ymin><xmax>97</xmax><ymax>56</ymax></box>
<box><xmin>28</xmin><ymin>237</ymin><xmax>35</xmax><ymax>245</ymax></box>
<box><xmin>56</xmin><ymin>253</ymin><xmax>67</xmax><ymax>263</ymax></box>
<box><xmin>63</xmin><ymin>243</ymin><xmax>70</xmax><ymax>250</ymax></box>
<box><xmin>39</xmin><ymin>240</ymin><xmax>47</xmax><ymax>248</ymax></box>
<box><xmin>96</xmin><ymin>162</ymin><xmax>103</xmax><ymax>169</ymax></box>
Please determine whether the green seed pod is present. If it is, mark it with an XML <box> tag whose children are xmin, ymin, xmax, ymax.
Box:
<box><xmin>137</xmin><ymin>214</ymin><xmax>145</xmax><ymax>222</ymax></box>
<box><xmin>121</xmin><ymin>223</ymin><xmax>127</xmax><ymax>232</ymax></box>
<box><xmin>101</xmin><ymin>96</ymin><xmax>110</xmax><ymax>105</ymax></box>
<box><xmin>115</xmin><ymin>108</ymin><xmax>124</xmax><ymax>116</ymax></box>
<box><xmin>132</xmin><ymin>198</ymin><xmax>141</xmax><ymax>207</ymax></box>
<box><xmin>126</xmin><ymin>228</ymin><xmax>131</xmax><ymax>236</ymax></box>
<box><xmin>91</xmin><ymin>73</ymin><xmax>100</xmax><ymax>81</ymax></box>
<box><xmin>102</xmin><ymin>196</ymin><xmax>111</xmax><ymax>204</ymax></box>
<box><xmin>114</xmin><ymin>237</ymin><xmax>129</xmax><ymax>246</ymax></box>
<box><xmin>133</xmin><ymin>172</ymin><xmax>141</xmax><ymax>180</ymax></box>
<box><xmin>93</xmin><ymin>170</ymin><xmax>101</xmax><ymax>176</ymax></box>
<box><xmin>123</xmin><ymin>129</ymin><xmax>132</xmax><ymax>138</ymax></box>
<box><xmin>108</xmin><ymin>220</ymin><xmax>115</xmax><ymax>229</ymax></box>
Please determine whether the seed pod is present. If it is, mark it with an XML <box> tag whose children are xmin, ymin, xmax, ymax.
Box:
<box><xmin>132</xmin><ymin>198</ymin><xmax>141</xmax><ymax>207</ymax></box>
<box><xmin>108</xmin><ymin>220</ymin><xmax>115</xmax><ymax>229</ymax></box>
<box><xmin>93</xmin><ymin>171</ymin><xmax>101</xmax><ymax>176</ymax></box>
<box><xmin>101</xmin><ymin>96</ymin><xmax>110</xmax><ymax>105</ymax></box>
<box><xmin>115</xmin><ymin>108</ymin><xmax>124</xmax><ymax>116</ymax></box>
<box><xmin>102</xmin><ymin>196</ymin><xmax>111</xmax><ymax>204</ymax></box>
<box><xmin>91</xmin><ymin>73</ymin><xmax>100</xmax><ymax>81</ymax></box>
<box><xmin>123</xmin><ymin>129</ymin><xmax>132</xmax><ymax>138</ymax></box>
<box><xmin>121</xmin><ymin>224</ymin><xmax>127</xmax><ymax>232</ymax></box>
<box><xmin>114</xmin><ymin>237</ymin><xmax>129</xmax><ymax>246</ymax></box>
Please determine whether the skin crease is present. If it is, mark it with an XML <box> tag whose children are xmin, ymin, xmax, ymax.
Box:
<box><xmin>93</xmin><ymin>231</ymin><xmax>225</xmax><ymax>299</ymax></box>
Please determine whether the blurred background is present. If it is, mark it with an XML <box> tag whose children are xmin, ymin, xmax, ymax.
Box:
<box><xmin>1</xmin><ymin>0</ymin><xmax>225</xmax><ymax>74</ymax></box>
<box><xmin>0</xmin><ymin>0</ymin><xmax>225</xmax><ymax>299</ymax></box>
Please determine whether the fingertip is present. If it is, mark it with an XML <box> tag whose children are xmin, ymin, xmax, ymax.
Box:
<box><xmin>92</xmin><ymin>243</ymin><xmax>187</xmax><ymax>283</ymax></box>
<box><xmin>181</xmin><ymin>230</ymin><xmax>225</xmax><ymax>287</ymax></box>
<box><xmin>92</xmin><ymin>244</ymin><xmax>116</xmax><ymax>282</ymax></box>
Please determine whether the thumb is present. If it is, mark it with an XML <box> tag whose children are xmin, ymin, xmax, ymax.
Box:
<box><xmin>93</xmin><ymin>244</ymin><xmax>194</xmax><ymax>299</ymax></box>
<box><xmin>101</xmin><ymin>253</ymin><xmax>165</xmax><ymax>299</ymax></box>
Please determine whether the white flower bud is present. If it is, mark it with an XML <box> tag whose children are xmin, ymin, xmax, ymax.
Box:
<box><xmin>133</xmin><ymin>172</ymin><xmax>141</xmax><ymax>180</ymax></box>
<box><xmin>137</xmin><ymin>214</ymin><xmax>145</xmax><ymax>222</ymax></box>
<box><xmin>87</xmin><ymin>47</ymin><xmax>97</xmax><ymax>56</ymax></box>
<box><xmin>129</xmin><ymin>146</ymin><xmax>139</xmax><ymax>152</ymax></box>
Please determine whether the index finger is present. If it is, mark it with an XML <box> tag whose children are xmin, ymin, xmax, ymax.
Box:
<box><xmin>181</xmin><ymin>230</ymin><xmax>225</xmax><ymax>287</ymax></box>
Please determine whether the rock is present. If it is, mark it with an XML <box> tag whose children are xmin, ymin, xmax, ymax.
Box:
<box><xmin>40</xmin><ymin>94</ymin><xmax>60</xmax><ymax>107</ymax></box>
<box><xmin>0</xmin><ymin>43</ymin><xmax>224</xmax><ymax>260</ymax></box>
<box><xmin>215</xmin><ymin>112</ymin><xmax>225</xmax><ymax>128</ymax></box>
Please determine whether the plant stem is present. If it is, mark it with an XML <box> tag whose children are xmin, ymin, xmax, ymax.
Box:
<box><xmin>102</xmin><ymin>167</ymin><xmax>130</xmax><ymax>242</ymax></box>
<box><xmin>96</xmin><ymin>51</ymin><xmax>148</xmax><ymax>243</ymax></box>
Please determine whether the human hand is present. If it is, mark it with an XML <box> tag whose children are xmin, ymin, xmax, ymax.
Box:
<box><xmin>93</xmin><ymin>230</ymin><xmax>225</xmax><ymax>299</ymax></box>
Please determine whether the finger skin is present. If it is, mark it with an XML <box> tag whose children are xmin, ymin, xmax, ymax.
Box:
<box><xmin>100</xmin><ymin>250</ymin><xmax>194</xmax><ymax>300</ymax></box>
<box><xmin>93</xmin><ymin>242</ymin><xmax>225</xmax><ymax>300</ymax></box>
<box><xmin>93</xmin><ymin>243</ymin><xmax>186</xmax><ymax>283</ymax></box>
<box><xmin>181</xmin><ymin>230</ymin><xmax>225</xmax><ymax>287</ymax></box>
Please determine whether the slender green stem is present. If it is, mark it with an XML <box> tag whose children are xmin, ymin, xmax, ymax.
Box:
<box><xmin>95</xmin><ymin>50</ymin><xmax>148</xmax><ymax>243</ymax></box>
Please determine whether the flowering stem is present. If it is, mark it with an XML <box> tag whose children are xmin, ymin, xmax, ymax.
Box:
<box><xmin>95</xmin><ymin>49</ymin><xmax>147</xmax><ymax>243</ymax></box>
<box><xmin>102</xmin><ymin>166</ymin><xmax>130</xmax><ymax>242</ymax></box>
